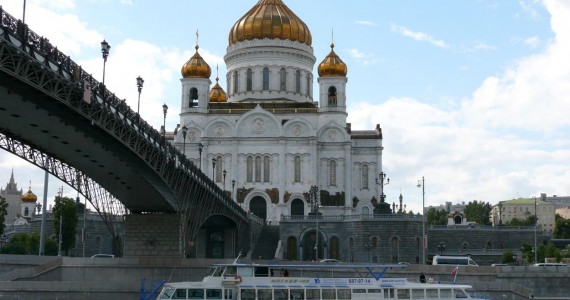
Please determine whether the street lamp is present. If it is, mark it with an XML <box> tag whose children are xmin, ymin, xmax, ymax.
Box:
<box><xmin>162</xmin><ymin>103</ymin><xmax>168</xmax><ymax>141</ymax></box>
<box><xmin>100</xmin><ymin>40</ymin><xmax>111</xmax><ymax>86</ymax></box>
<box><xmin>136</xmin><ymin>76</ymin><xmax>144</xmax><ymax>115</ymax></box>
<box><xmin>57</xmin><ymin>186</ymin><xmax>63</xmax><ymax>256</ymax></box>
<box><xmin>232</xmin><ymin>179</ymin><xmax>236</xmax><ymax>200</ymax></box>
<box><xmin>212</xmin><ymin>158</ymin><xmax>217</xmax><ymax>180</ymax></box>
<box><xmin>198</xmin><ymin>143</ymin><xmax>203</xmax><ymax>169</ymax></box>
<box><xmin>534</xmin><ymin>197</ymin><xmax>538</xmax><ymax>263</ymax></box>
<box><xmin>181</xmin><ymin>125</ymin><xmax>188</xmax><ymax>158</ymax></box>
<box><xmin>417</xmin><ymin>176</ymin><xmax>426</xmax><ymax>265</ymax></box>
<box><xmin>223</xmin><ymin>169</ymin><xmax>227</xmax><ymax>190</ymax></box>
<box><xmin>309</xmin><ymin>185</ymin><xmax>320</xmax><ymax>261</ymax></box>
<box><xmin>438</xmin><ymin>242</ymin><xmax>446</xmax><ymax>255</ymax></box>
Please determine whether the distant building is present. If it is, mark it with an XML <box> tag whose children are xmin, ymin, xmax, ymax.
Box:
<box><xmin>556</xmin><ymin>207</ymin><xmax>570</xmax><ymax>219</ymax></box>
<box><xmin>426</xmin><ymin>201</ymin><xmax>467</xmax><ymax>214</ymax></box>
<box><xmin>491</xmin><ymin>198</ymin><xmax>556</xmax><ymax>235</ymax></box>
<box><xmin>1</xmin><ymin>170</ymin><xmax>24</xmax><ymax>225</ymax></box>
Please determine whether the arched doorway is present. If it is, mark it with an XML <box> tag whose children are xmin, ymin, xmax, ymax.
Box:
<box><xmin>291</xmin><ymin>198</ymin><xmax>305</xmax><ymax>215</ymax></box>
<box><xmin>250</xmin><ymin>196</ymin><xmax>267</xmax><ymax>220</ymax></box>
<box><xmin>302</xmin><ymin>231</ymin><xmax>323</xmax><ymax>261</ymax></box>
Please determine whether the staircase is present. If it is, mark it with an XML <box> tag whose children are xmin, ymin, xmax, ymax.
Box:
<box><xmin>251</xmin><ymin>225</ymin><xmax>280</xmax><ymax>260</ymax></box>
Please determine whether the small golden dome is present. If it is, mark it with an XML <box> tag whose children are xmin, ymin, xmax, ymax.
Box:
<box><xmin>229</xmin><ymin>0</ymin><xmax>312</xmax><ymax>46</ymax></box>
<box><xmin>318</xmin><ymin>43</ymin><xmax>347</xmax><ymax>77</ymax></box>
<box><xmin>209</xmin><ymin>77</ymin><xmax>228</xmax><ymax>103</ymax></box>
<box><xmin>181</xmin><ymin>46</ymin><xmax>212</xmax><ymax>79</ymax></box>
<box><xmin>21</xmin><ymin>189</ymin><xmax>38</xmax><ymax>203</ymax></box>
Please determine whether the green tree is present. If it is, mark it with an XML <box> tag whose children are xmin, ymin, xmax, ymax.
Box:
<box><xmin>52</xmin><ymin>196</ymin><xmax>78</xmax><ymax>255</ymax></box>
<box><xmin>0</xmin><ymin>232</ymin><xmax>58</xmax><ymax>255</ymax></box>
<box><xmin>554</xmin><ymin>214</ymin><xmax>570</xmax><ymax>239</ymax></box>
<box><xmin>501</xmin><ymin>249</ymin><xmax>516</xmax><ymax>264</ymax></box>
<box><xmin>463</xmin><ymin>200</ymin><xmax>492</xmax><ymax>225</ymax></box>
<box><xmin>505</xmin><ymin>215</ymin><xmax>536</xmax><ymax>226</ymax></box>
<box><xmin>0</xmin><ymin>196</ymin><xmax>7</xmax><ymax>235</ymax></box>
<box><xmin>426</xmin><ymin>207</ymin><xmax>447</xmax><ymax>225</ymax></box>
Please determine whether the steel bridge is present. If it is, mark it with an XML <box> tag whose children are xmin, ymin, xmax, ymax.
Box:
<box><xmin>0</xmin><ymin>7</ymin><xmax>250</xmax><ymax>257</ymax></box>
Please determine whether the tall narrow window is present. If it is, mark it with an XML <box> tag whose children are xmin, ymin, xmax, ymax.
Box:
<box><xmin>189</xmin><ymin>88</ymin><xmax>198</xmax><ymax>107</ymax></box>
<box><xmin>362</xmin><ymin>164</ymin><xmax>369</xmax><ymax>190</ymax></box>
<box><xmin>329</xmin><ymin>160</ymin><xmax>336</xmax><ymax>186</ymax></box>
<box><xmin>24</xmin><ymin>207</ymin><xmax>29</xmax><ymax>216</ymax></box>
<box><xmin>295</xmin><ymin>70</ymin><xmax>301</xmax><ymax>93</ymax></box>
<box><xmin>328</xmin><ymin>86</ymin><xmax>337</xmax><ymax>106</ymax></box>
<box><xmin>263</xmin><ymin>156</ymin><xmax>270</xmax><ymax>182</ymax></box>
<box><xmin>330</xmin><ymin>237</ymin><xmax>340</xmax><ymax>260</ymax></box>
<box><xmin>280</xmin><ymin>68</ymin><xmax>286</xmax><ymax>91</ymax></box>
<box><xmin>233</xmin><ymin>71</ymin><xmax>239</xmax><ymax>94</ymax></box>
<box><xmin>246</xmin><ymin>156</ymin><xmax>253</xmax><ymax>182</ymax></box>
<box><xmin>215</xmin><ymin>156</ymin><xmax>223</xmax><ymax>182</ymax></box>
<box><xmin>246</xmin><ymin>68</ymin><xmax>253</xmax><ymax>91</ymax></box>
<box><xmin>255</xmin><ymin>156</ymin><xmax>262</xmax><ymax>182</ymax></box>
<box><xmin>306</xmin><ymin>75</ymin><xmax>310</xmax><ymax>95</ymax></box>
<box><xmin>263</xmin><ymin>67</ymin><xmax>269</xmax><ymax>90</ymax></box>
<box><xmin>294</xmin><ymin>155</ymin><xmax>301</xmax><ymax>182</ymax></box>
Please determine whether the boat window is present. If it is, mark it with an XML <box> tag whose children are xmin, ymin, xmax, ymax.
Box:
<box><xmin>290</xmin><ymin>289</ymin><xmax>305</xmax><ymax>300</ymax></box>
<box><xmin>306</xmin><ymin>289</ymin><xmax>320</xmax><ymax>299</ymax></box>
<box><xmin>188</xmin><ymin>289</ymin><xmax>205</xmax><ymax>299</ymax></box>
<box><xmin>172</xmin><ymin>289</ymin><xmax>187</xmax><ymax>299</ymax></box>
<box><xmin>426</xmin><ymin>289</ymin><xmax>438</xmax><ymax>298</ymax></box>
<box><xmin>397</xmin><ymin>289</ymin><xmax>411</xmax><ymax>299</ymax></box>
<box><xmin>225</xmin><ymin>267</ymin><xmax>237</xmax><ymax>277</ymax></box>
<box><xmin>224</xmin><ymin>288</ymin><xmax>233</xmax><ymax>299</ymax></box>
<box><xmin>440</xmin><ymin>289</ymin><xmax>452</xmax><ymax>298</ymax></box>
<box><xmin>159</xmin><ymin>288</ymin><xmax>175</xmax><ymax>299</ymax></box>
<box><xmin>274</xmin><ymin>289</ymin><xmax>288</xmax><ymax>300</ymax></box>
<box><xmin>337</xmin><ymin>288</ymin><xmax>351</xmax><ymax>299</ymax></box>
<box><xmin>353</xmin><ymin>289</ymin><xmax>366</xmax><ymax>293</ymax></box>
<box><xmin>368</xmin><ymin>289</ymin><xmax>382</xmax><ymax>294</ymax></box>
<box><xmin>322</xmin><ymin>289</ymin><xmax>336</xmax><ymax>299</ymax></box>
<box><xmin>454</xmin><ymin>289</ymin><xmax>469</xmax><ymax>298</ymax></box>
<box><xmin>240</xmin><ymin>289</ymin><xmax>255</xmax><ymax>300</ymax></box>
<box><xmin>411</xmin><ymin>289</ymin><xmax>425</xmax><ymax>299</ymax></box>
<box><xmin>238</xmin><ymin>266</ymin><xmax>253</xmax><ymax>277</ymax></box>
<box><xmin>206</xmin><ymin>289</ymin><xmax>222</xmax><ymax>299</ymax></box>
<box><xmin>257</xmin><ymin>289</ymin><xmax>271</xmax><ymax>300</ymax></box>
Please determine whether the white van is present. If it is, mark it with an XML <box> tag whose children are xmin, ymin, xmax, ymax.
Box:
<box><xmin>432</xmin><ymin>255</ymin><xmax>478</xmax><ymax>266</ymax></box>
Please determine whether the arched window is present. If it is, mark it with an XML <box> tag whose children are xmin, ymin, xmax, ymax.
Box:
<box><xmin>287</xmin><ymin>237</ymin><xmax>297</xmax><ymax>260</ymax></box>
<box><xmin>246</xmin><ymin>156</ymin><xmax>253</xmax><ymax>182</ymax></box>
<box><xmin>462</xmin><ymin>242</ymin><xmax>469</xmax><ymax>249</ymax></box>
<box><xmin>306</xmin><ymin>74</ymin><xmax>310</xmax><ymax>95</ymax></box>
<box><xmin>255</xmin><ymin>156</ymin><xmax>262</xmax><ymax>182</ymax></box>
<box><xmin>362</xmin><ymin>206</ymin><xmax>369</xmax><ymax>215</ymax></box>
<box><xmin>280</xmin><ymin>68</ymin><xmax>286</xmax><ymax>91</ymax></box>
<box><xmin>215</xmin><ymin>156</ymin><xmax>223</xmax><ymax>182</ymax></box>
<box><xmin>295</xmin><ymin>70</ymin><xmax>301</xmax><ymax>93</ymax></box>
<box><xmin>189</xmin><ymin>87</ymin><xmax>198</xmax><ymax>107</ymax></box>
<box><xmin>246</xmin><ymin>68</ymin><xmax>253</xmax><ymax>91</ymax></box>
<box><xmin>328</xmin><ymin>86</ymin><xmax>337</xmax><ymax>106</ymax></box>
<box><xmin>263</xmin><ymin>156</ymin><xmax>270</xmax><ymax>182</ymax></box>
<box><xmin>391</xmin><ymin>237</ymin><xmax>399</xmax><ymax>263</ymax></box>
<box><xmin>233</xmin><ymin>71</ymin><xmax>239</xmax><ymax>94</ymax></box>
<box><xmin>330</xmin><ymin>237</ymin><xmax>340</xmax><ymax>260</ymax></box>
<box><xmin>362</xmin><ymin>164</ymin><xmax>369</xmax><ymax>190</ymax></box>
<box><xmin>371</xmin><ymin>236</ymin><xmax>378</xmax><ymax>249</ymax></box>
<box><xmin>329</xmin><ymin>160</ymin><xmax>336</xmax><ymax>186</ymax></box>
<box><xmin>294</xmin><ymin>155</ymin><xmax>301</xmax><ymax>182</ymax></box>
<box><xmin>24</xmin><ymin>207</ymin><xmax>29</xmax><ymax>216</ymax></box>
<box><xmin>263</xmin><ymin>67</ymin><xmax>269</xmax><ymax>90</ymax></box>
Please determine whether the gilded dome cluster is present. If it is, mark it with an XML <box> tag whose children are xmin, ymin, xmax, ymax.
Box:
<box><xmin>318</xmin><ymin>43</ymin><xmax>347</xmax><ymax>77</ymax></box>
<box><xmin>21</xmin><ymin>188</ymin><xmax>37</xmax><ymax>203</ymax></box>
<box><xmin>229</xmin><ymin>0</ymin><xmax>312</xmax><ymax>46</ymax></box>
<box><xmin>181</xmin><ymin>46</ymin><xmax>212</xmax><ymax>79</ymax></box>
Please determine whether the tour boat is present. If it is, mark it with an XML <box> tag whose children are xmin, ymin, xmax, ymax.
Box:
<box><xmin>156</xmin><ymin>259</ymin><xmax>487</xmax><ymax>299</ymax></box>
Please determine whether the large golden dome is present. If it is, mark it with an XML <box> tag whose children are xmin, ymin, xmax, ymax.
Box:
<box><xmin>21</xmin><ymin>188</ymin><xmax>38</xmax><ymax>203</ymax></box>
<box><xmin>209</xmin><ymin>77</ymin><xmax>228</xmax><ymax>103</ymax></box>
<box><xmin>181</xmin><ymin>46</ymin><xmax>212</xmax><ymax>79</ymax></box>
<box><xmin>229</xmin><ymin>0</ymin><xmax>312</xmax><ymax>46</ymax></box>
<box><xmin>318</xmin><ymin>43</ymin><xmax>347</xmax><ymax>77</ymax></box>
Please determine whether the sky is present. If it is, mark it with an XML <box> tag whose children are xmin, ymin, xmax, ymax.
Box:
<box><xmin>0</xmin><ymin>0</ymin><xmax>569</xmax><ymax>214</ymax></box>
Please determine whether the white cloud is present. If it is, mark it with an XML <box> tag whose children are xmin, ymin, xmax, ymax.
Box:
<box><xmin>354</xmin><ymin>20</ymin><xmax>376</xmax><ymax>27</ymax></box>
<box><xmin>346</xmin><ymin>48</ymin><xmax>378</xmax><ymax>65</ymax></box>
<box><xmin>523</xmin><ymin>36</ymin><xmax>541</xmax><ymax>48</ymax></box>
<box><xmin>391</xmin><ymin>24</ymin><xmax>450</xmax><ymax>48</ymax></box>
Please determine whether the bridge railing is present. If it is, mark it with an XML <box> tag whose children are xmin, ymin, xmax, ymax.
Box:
<box><xmin>0</xmin><ymin>6</ymin><xmax>244</xmax><ymax>217</ymax></box>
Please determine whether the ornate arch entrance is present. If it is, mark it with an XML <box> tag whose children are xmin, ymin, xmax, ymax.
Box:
<box><xmin>302</xmin><ymin>231</ymin><xmax>323</xmax><ymax>261</ymax></box>
<box><xmin>291</xmin><ymin>198</ymin><xmax>305</xmax><ymax>215</ymax></box>
<box><xmin>250</xmin><ymin>196</ymin><xmax>267</xmax><ymax>220</ymax></box>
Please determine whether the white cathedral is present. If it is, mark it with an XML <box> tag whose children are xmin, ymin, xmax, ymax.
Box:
<box><xmin>171</xmin><ymin>0</ymin><xmax>385</xmax><ymax>224</ymax></box>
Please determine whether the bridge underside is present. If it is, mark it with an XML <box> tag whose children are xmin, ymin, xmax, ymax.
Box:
<box><xmin>0</xmin><ymin>83</ymin><xmax>173</xmax><ymax>213</ymax></box>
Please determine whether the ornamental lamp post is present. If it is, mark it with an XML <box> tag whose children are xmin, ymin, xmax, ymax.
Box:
<box><xmin>136</xmin><ymin>76</ymin><xmax>144</xmax><ymax>115</ymax></box>
<box><xmin>438</xmin><ymin>242</ymin><xmax>446</xmax><ymax>255</ymax></box>
<box><xmin>181</xmin><ymin>125</ymin><xmax>188</xmax><ymax>158</ymax></box>
<box><xmin>162</xmin><ymin>103</ymin><xmax>168</xmax><ymax>147</ymax></box>
<box><xmin>417</xmin><ymin>176</ymin><xmax>426</xmax><ymax>265</ymax></box>
<box><xmin>309</xmin><ymin>185</ymin><xmax>320</xmax><ymax>261</ymax></box>
<box><xmin>223</xmin><ymin>169</ymin><xmax>227</xmax><ymax>190</ymax></box>
<box><xmin>100</xmin><ymin>40</ymin><xmax>111</xmax><ymax>86</ymax></box>
<box><xmin>212</xmin><ymin>158</ymin><xmax>217</xmax><ymax>180</ymax></box>
<box><xmin>375</xmin><ymin>172</ymin><xmax>389</xmax><ymax>203</ymax></box>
